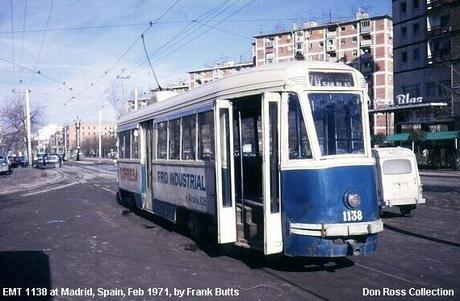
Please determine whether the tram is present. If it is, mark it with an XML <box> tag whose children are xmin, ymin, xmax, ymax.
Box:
<box><xmin>116</xmin><ymin>61</ymin><xmax>383</xmax><ymax>257</ymax></box>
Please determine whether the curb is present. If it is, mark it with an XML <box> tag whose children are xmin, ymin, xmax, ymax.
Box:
<box><xmin>0</xmin><ymin>168</ymin><xmax>65</xmax><ymax>196</ymax></box>
<box><xmin>419</xmin><ymin>172</ymin><xmax>460</xmax><ymax>178</ymax></box>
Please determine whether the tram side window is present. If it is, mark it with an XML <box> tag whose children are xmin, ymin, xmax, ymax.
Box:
<box><xmin>125</xmin><ymin>130</ymin><xmax>131</xmax><ymax>159</ymax></box>
<box><xmin>169</xmin><ymin>118</ymin><xmax>181</xmax><ymax>160</ymax></box>
<box><xmin>198</xmin><ymin>111</ymin><xmax>215</xmax><ymax>160</ymax></box>
<box><xmin>118</xmin><ymin>132</ymin><xmax>125</xmax><ymax>158</ymax></box>
<box><xmin>157</xmin><ymin>121</ymin><xmax>168</xmax><ymax>159</ymax></box>
<box><xmin>132</xmin><ymin>129</ymin><xmax>139</xmax><ymax>159</ymax></box>
<box><xmin>182</xmin><ymin>115</ymin><xmax>196</xmax><ymax>160</ymax></box>
<box><xmin>288</xmin><ymin>94</ymin><xmax>312</xmax><ymax>159</ymax></box>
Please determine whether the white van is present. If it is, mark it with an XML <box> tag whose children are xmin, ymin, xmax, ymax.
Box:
<box><xmin>372</xmin><ymin>147</ymin><xmax>425</xmax><ymax>216</ymax></box>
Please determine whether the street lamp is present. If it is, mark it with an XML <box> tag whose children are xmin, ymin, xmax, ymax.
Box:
<box><xmin>74</xmin><ymin>118</ymin><xmax>81</xmax><ymax>160</ymax></box>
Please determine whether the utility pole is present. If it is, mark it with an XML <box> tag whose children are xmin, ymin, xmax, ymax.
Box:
<box><xmin>116</xmin><ymin>68</ymin><xmax>130</xmax><ymax>112</ymax></box>
<box><xmin>25</xmin><ymin>89</ymin><xmax>32</xmax><ymax>167</ymax></box>
<box><xmin>63</xmin><ymin>125</ymin><xmax>67</xmax><ymax>155</ymax></box>
<box><xmin>98</xmin><ymin>108</ymin><xmax>102</xmax><ymax>160</ymax></box>
<box><xmin>134</xmin><ymin>88</ymin><xmax>139</xmax><ymax>111</ymax></box>
<box><xmin>75</xmin><ymin>118</ymin><xmax>81</xmax><ymax>160</ymax></box>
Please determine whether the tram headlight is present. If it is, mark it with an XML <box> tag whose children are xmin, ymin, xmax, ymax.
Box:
<box><xmin>346</xmin><ymin>192</ymin><xmax>361</xmax><ymax>208</ymax></box>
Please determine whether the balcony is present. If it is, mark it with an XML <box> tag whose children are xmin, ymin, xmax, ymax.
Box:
<box><xmin>360</xmin><ymin>25</ymin><xmax>372</xmax><ymax>34</ymax></box>
<box><xmin>326</xmin><ymin>43</ymin><xmax>336</xmax><ymax>53</ymax></box>
<box><xmin>427</xmin><ymin>51</ymin><xmax>451</xmax><ymax>64</ymax></box>
<box><xmin>427</xmin><ymin>0</ymin><xmax>456</xmax><ymax>10</ymax></box>
<box><xmin>360</xmin><ymin>39</ymin><xmax>372</xmax><ymax>47</ymax></box>
<box><xmin>326</xmin><ymin>31</ymin><xmax>337</xmax><ymax>38</ymax></box>
<box><xmin>427</xmin><ymin>24</ymin><xmax>451</xmax><ymax>37</ymax></box>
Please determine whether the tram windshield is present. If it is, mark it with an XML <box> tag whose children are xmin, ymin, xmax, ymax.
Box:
<box><xmin>308</xmin><ymin>93</ymin><xmax>364</xmax><ymax>156</ymax></box>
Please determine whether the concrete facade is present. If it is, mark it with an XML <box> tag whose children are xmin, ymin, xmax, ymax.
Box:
<box><xmin>188</xmin><ymin>61</ymin><xmax>254</xmax><ymax>89</ymax></box>
<box><xmin>253</xmin><ymin>14</ymin><xmax>394</xmax><ymax>135</ymax></box>
<box><xmin>393</xmin><ymin>0</ymin><xmax>460</xmax><ymax>132</ymax></box>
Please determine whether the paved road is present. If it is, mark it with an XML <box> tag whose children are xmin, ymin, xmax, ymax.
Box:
<box><xmin>0</xmin><ymin>166</ymin><xmax>458</xmax><ymax>300</ymax></box>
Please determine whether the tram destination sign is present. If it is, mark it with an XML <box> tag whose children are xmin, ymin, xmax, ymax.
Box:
<box><xmin>309</xmin><ymin>72</ymin><xmax>354</xmax><ymax>87</ymax></box>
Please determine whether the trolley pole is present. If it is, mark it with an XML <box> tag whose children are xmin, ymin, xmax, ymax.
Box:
<box><xmin>25</xmin><ymin>89</ymin><xmax>32</xmax><ymax>167</ymax></box>
<box><xmin>134</xmin><ymin>88</ymin><xmax>138</xmax><ymax>111</ymax></box>
<box><xmin>98</xmin><ymin>109</ymin><xmax>102</xmax><ymax>160</ymax></box>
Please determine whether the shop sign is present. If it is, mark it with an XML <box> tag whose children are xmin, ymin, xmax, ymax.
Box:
<box><xmin>395</xmin><ymin>93</ymin><xmax>423</xmax><ymax>105</ymax></box>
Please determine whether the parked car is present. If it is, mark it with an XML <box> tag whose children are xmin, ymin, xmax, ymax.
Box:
<box><xmin>7</xmin><ymin>155</ymin><xmax>18</xmax><ymax>168</ymax></box>
<box><xmin>33</xmin><ymin>153</ymin><xmax>46</xmax><ymax>168</ymax></box>
<box><xmin>0</xmin><ymin>154</ymin><xmax>13</xmax><ymax>175</ymax></box>
<box><xmin>15</xmin><ymin>156</ymin><xmax>29</xmax><ymax>167</ymax></box>
<box><xmin>373</xmin><ymin>147</ymin><xmax>425</xmax><ymax>217</ymax></box>
<box><xmin>47</xmin><ymin>154</ymin><xmax>62</xmax><ymax>168</ymax></box>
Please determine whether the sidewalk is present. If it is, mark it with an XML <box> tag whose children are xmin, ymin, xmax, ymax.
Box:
<box><xmin>68</xmin><ymin>157</ymin><xmax>116</xmax><ymax>165</ymax></box>
<box><xmin>0</xmin><ymin>167</ymin><xmax>63</xmax><ymax>195</ymax></box>
<box><xmin>419</xmin><ymin>169</ymin><xmax>460</xmax><ymax>178</ymax></box>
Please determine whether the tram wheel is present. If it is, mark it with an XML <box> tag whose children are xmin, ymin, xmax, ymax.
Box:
<box><xmin>187</xmin><ymin>213</ymin><xmax>204</xmax><ymax>242</ymax></box>
<box><xmin>400</xmin><ymin>205</ymin><xmax>415</xmax><ymax>217</ymax></box>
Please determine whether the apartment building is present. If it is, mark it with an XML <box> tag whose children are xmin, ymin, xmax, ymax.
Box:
<box><xmin>253</xmin><ymin>13</ymin><xmax>394</xmax><ymax>135</ymax></box>
<box><xmin>188</xmin><ymin>61</ymin><xmax>254</xmax><ymax>89</ymax></box>
<box><xmin>63</xmin><ymin>121</ymin><xmax>116</xmax><ymax>151</ymax></box>
<box><xmin>393</xmin><ymin>0</ymin><xmax>460</xmax><ymax>133</ymax></box>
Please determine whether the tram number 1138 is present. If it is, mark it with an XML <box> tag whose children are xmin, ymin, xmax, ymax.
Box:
<box><xmin>343</xmin><ymin>210</ymin><xmax>363</xmax><ymax>222</ymax></box>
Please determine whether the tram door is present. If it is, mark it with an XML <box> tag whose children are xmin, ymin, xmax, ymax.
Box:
<box><xmin>261</xmin><ymin>92</ymin><xmax>282</xmax><ymax>254</ymax></box>
<box><xmin>215</xmin><ymin>99</ymin><xmax>237</xmax><ymax>244</ymax></box>
<box><xmin>141</xmin><ymin>120</ymin><xmax>154</xmax><ymax>210</ymax></box>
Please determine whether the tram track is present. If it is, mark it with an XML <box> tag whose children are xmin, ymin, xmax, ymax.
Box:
<box><xmin>384</xmin><ymin>224</ymin><xmax>460</xmax><ymax>248</ymax></box>
<box><xmin>260</xmin><ymin>268</ymin><xmax>330</xmax><ymax>301</ymax></box>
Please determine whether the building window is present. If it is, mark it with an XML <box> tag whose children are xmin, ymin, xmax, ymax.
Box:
<box><xmin>402</xmin><ymin>84</ymin><xmax>420</xmax><ymax>97</ymax></box>
<box><xmin>426</xmin><ymin>82</ymin><xmax>437</xmax><ymax>96</ymax></box>
<box><xmin>319</xmin><ymin>41</ymin><xmax>324</xmax><ymax>47</ymax></box>
<box><xmin>352</xmin><ymin>50</ymin><xmax>358</xmax><ymax>56</ymax></box>
<box><xmin>413</xmin><ymin>0</ymin><xmax>419</xmax><ymax>9</ymax></box>
<box><xmin>438</xmin><ymin>81</ymin><xmax>450</xmax><ymax>96</ymax></box>
<box><xmin>352</xmin><ymin>37</ymin><xmax>357</xmax><ymax>43</ymax></box>
<box><xmin>401</xmin><ymin>2</ymin><xmax>407</xmax><ymax>13</ymax></box>
<box><xmin>413</xmin><ymin>23</ymin><xmax>419</xmax><ymax>34</ymax></box>
<box><xmin>401</xmin><ymin>27</ymin><xmax>407</xmax><ymax>39</ymax></box>
<box><xmin>413</xmin><ymin>48</ymin><xmax>420</xmax><ymax>60</ymax></box>
<box><xmin>341</xmin><ymin>26</ymin><xmax>346</xmax><ymax>31</ymax></box>
<box><xmin>402</xmin><ymin>51</ymin><xmax>408</xmax><ymax>62</ymax></box>
<box><xmin>341</xmin><ymin>39</ymin><xmax>345</xmax><ymax>45</ymax></box>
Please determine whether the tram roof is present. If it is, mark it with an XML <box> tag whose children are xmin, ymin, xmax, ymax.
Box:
<box><xmin>118</xmin><ymin>61</ymin><xmax>359</xmax><ymax>129</ymax></box>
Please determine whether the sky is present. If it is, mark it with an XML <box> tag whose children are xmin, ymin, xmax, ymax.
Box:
<box><xmin>0</xmin><ymin>0</ymin><xmax>391</xmax><ymax>127</ymax></box>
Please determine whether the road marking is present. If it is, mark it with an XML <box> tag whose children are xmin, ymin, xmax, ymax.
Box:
<box><xmin>100</xmin><ymin>187</ymin><xmax>116</xmax><ymax>194</ymax></box>
<box><xmin>354</xmin><ymin>263</ymin><xmax>430</xmax><ymax>287</ymax></box>
<box><xmin>22</xmin><ymin>182</ymin><xmax>79</xmax><ymax>196</ymax></box>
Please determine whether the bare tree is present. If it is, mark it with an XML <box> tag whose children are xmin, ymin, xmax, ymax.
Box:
<box><xmin>107</xmin><ymin>84</ymin><xmax>128</xmax><ymax>119</ymax></box>
<box><xmin>0</xmin><ymin>95</ymin><xmax>43</xmax><ymax>153</ymax></box>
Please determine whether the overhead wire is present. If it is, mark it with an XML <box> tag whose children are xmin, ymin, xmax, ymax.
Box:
<box><xmin>76</xmin><ymin>1</ymin><xmax>231</xmax><ymax>119</ymax></box>
<box><xmin>19</xmin><ymin>0</ymin><xmax>28</xmax><ymax>82</ymax></box>
<box><xmin>79</xmin><ymin>0</ymin><xmax>254</xmax><ymax>120</ymax></box>
<box><xmin>30</xmin><ymin>0</ymin><xmax>55</xmax><ymax>85</ymax></box>
<box><xmin>10</xmin><ymin>0</ymin><xmax>16</xmax><ymax>87</ymax></box>
<box><xmin>153</xmin><ymin>0</ymin><xmax>255</xmax><ymax>64</ymax></box>
<box><xmin>54</xmin><ymin>0</ymin><xmax>182</xmax><ymax>116</ymax></box>
<box><xmin>0</xmin><ymin>17</ymin><xmax>353</xmax><ymax>35</ymax></box>
<box><xmin>130</xmin><ymin>0</ymin><xmax>239</xmax><ymax>77</ymax></box>
<box><xmin>0</xmin><ymin>56</ymin><xmax>65</xmax><ymax>85</ymax></box>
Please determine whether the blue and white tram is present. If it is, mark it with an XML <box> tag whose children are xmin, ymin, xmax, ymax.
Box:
<box><xmin>116</xmin><ymin>61</ymin><xmax>383</xmax><ymax>257</ymax></box>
